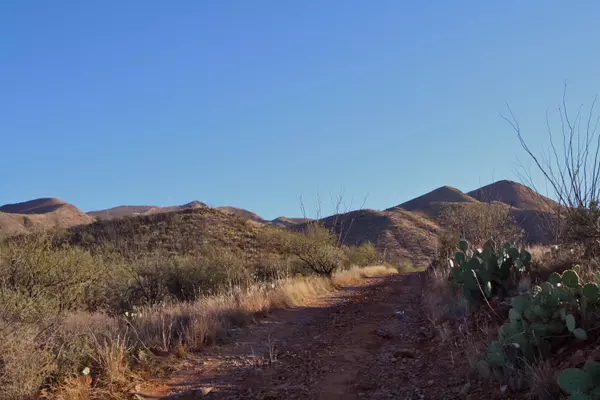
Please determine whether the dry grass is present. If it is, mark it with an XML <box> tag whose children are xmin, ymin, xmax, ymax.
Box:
<box><xmin>331</xmin><ymin>265</ymin><xmax>398</xmax><ymax>287</ymax></box>
<box><xmin>423</xmin><ymin>266</ymin><xmax>469</xmax><ymax>324</ymax></box>
<box><xmin>526</xmin><ymin>359</ymin><xmax>563</xmax><ymax>400</ymax></box>
<box><xmin>527</xmin><ymin>244</ymin><xmax>552</xmax><ymax>261</ymax></box>
<box><xmin>28</xmin><ymin>265</ymin><xmax>393</xmax><ymax>400</ymax></box>
<box><xmin>133</xmin><ymin>265</ymin><xmax>396</xmax><ymax>352</ymax></box>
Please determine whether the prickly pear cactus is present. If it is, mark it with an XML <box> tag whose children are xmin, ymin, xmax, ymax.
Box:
<box><xmin>557</xmin><ymin>361</ymin><xmax>600</xmax><ymax>399</ymax></box>
<box><xmin>477</xmin><ymin>267</ymin><xmax>599</xmax><ymax>383</ymax></box>
<box><xmin>448</xmin><ymin>239</ymin><xmax>532</xmax><ymax>303</ymax></box>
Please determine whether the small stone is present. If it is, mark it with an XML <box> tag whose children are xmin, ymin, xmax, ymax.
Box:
<box><xmin>458</xmin><ymin>382</ymin><xmax>471</xmax><ymax>396</ymax></box>
<box><xmin>199</xmin><ymin>387</ymin><xmax>214</xmax><ymax>396</ymax></box>
<box><xmin>427</xmin><ymin>380</ymin><xmax>434</xmax><ymax>386</ymax></box>
<box><xmin>376</xmin><ymin>329</ymin><xmax>391</xmax><ymax>338</ymax></box>
<box><xmin>394</xmin><ymin>349</ymin><xmax>416</xmax><ymax>359</ymax></box>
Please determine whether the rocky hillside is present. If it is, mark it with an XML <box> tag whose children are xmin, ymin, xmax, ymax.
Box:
<box><xmin>467</xmin><ymin>179</ymin><xmax>559</xmax><ymax>211</ymax></box>
<box><xmin>0</xmin><ymin>198</ymin><xmax>93</xmax><ymax>237</ymax></box>
<box><xmin>302</xmin><ymin>180</ymin><xmax>559</xmax><ymax>264</ymax></box>
<box><xmin>87</xmin><ymin>201</ymin><xmax>207</xmax><ymax>220</ymax></box>
<box><xmin>1</xmin><ymin>180</ymin><xmax>559</xmax><ymax>264</ymax></box>
<box><xmin>67</xmin><ymin>206</ymin><xmax>282</xmax><ymax>262</ymax></box>
<box><xmin>386</xmin><ymin>185</ymin><xmax>479</xmax><ymax>218</ymax></box>
<box><xmin>89</xmin><ymin>203</ymin><xmax>312</xmax><ymax>228</ymax></box>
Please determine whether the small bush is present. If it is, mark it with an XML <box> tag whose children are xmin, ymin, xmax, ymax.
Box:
<box><xmin>271</xmin><ymin>224</ymin><xmax>347</xmax><ymax>276</ymax></box>
<box><xmin>344</xmin><ymin>241</ymin><xmax>379</xmax><ymax>267</ymax></box>
<box><xmin>437</xmin><ymin>202</ymin><xmax>523</xmax><ymax>261</ymax></box>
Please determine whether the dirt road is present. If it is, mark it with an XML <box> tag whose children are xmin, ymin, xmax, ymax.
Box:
<box><xmin>139</xmin><ymin>274</ymin><xmax>477</xmax><ymax>400</ymax></box>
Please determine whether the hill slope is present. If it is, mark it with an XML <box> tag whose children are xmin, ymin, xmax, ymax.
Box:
<box><xmin>87</xmin><ymin>201</ymin><xmax>207</xmax><ymax>219</ymax></box>
<box><xmin>89</xmin><ymin>202</ymin><xmax>312</xmax><ymax>228</ymax></box>
<box><xmin>66</xmin><ymin>206</ymin><xmax>286</xmax><ymax>262</ymax></box>
<box><xmin>0</xmin><ymin>198</ymin><xmax>94</xmax><ymax>237</ymax></box>
<box><xmin>0</xmin><ymin>197</ymin><xmax>68</xmax><ymax>214</ymax></box>
<box><xmin>216</xmin><ymin>206</ymin><xmax>266</xmax><ymax>223</ymax></box>
<box><xmin>1</xmin><ymin>179</ymin><xmax>558</xmax><ymax>261</ymax></box>
<box><xmin>271</xmin><ymin>216</ymin><xmax>313</xmax><ymax>228</ymax></box>
<box><xmin>467</xmin><ymin>180</ymin><xmax>558</xmax><ymax>211</ymax></box>
<box><xmin>386</xmin><ymin>186</ymin><xmax>479</xmax><ymax>217</ymax></box>
<box><xmin>295</xmin><ymin>208</ymin><xmax>439</xmax><ymax>265</ymax></box>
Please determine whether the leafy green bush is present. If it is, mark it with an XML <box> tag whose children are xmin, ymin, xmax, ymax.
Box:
<box><xmin>344</xmin><ymin>241</ymin><xmax>379</xmax><ymax>267</ymax></box>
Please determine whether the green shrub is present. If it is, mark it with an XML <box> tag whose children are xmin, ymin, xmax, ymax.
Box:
<box><xmin>557</xmin><ymin>361</ymin><xmax>600</xmax><ymax>399</ymax></box>
<box><xmin>270</xmin><ymin>225</ymin><xmax>347</xmax><ymax>276</ymax></box>
<box><xmin>448</xmin><ymin>239</ymin><xmax>532</xmax><ymax>303</ymax></box>
<box><xmin>477</xmin><ymin>268</ymin><xmax>600</xmax><ymax>387</ymax></box>
<box><xmin>0</xmin><ymin>234</ymin><xmax>103</xmax><ymax>314</ymax></box>
<box><xmin>344</xmin><ymin>241</ymin><xmax>379</xmax><ymax>267</ymax></box>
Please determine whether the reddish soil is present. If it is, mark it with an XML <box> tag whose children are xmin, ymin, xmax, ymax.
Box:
<box><xmin>136</xmin><ymin>274</ymin><xmax>481</xmax><ymax>400</ymax></box>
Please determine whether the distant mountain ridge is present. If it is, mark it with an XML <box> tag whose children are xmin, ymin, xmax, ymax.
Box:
<box><xmin>87</xmin><ymin>201</ymin><xmax>207</xmax><ymax>220</ymax></box>
<box><xmin>0</xmin><ymin>197</ymin><xmax>94</xmax><ymax>236</ymax></box>
<box><xmin>0</xmin><ymin>180</ymin><xmax>559</xmax><ymax>264</ymax></box>
<box><xmin>88</xmin><ymin>202</ymin><xmax>313</xmax><ymax>228</ymax></box>
<box><xmin>467</xmin><ymin>180</ymin><xmax>559</xmax><ymax>212</ymax></box>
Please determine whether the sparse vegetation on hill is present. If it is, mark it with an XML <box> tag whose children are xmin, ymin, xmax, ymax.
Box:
<box><xmin>0</xmin><ymin>198</ymin><xmax>94</xmax><ymax>238</ymax></box>
<box><xmin>0</xmin><ymin>201</ymin><xmax>399</xmax><ymax>400</ymax></box>
<box><xmin>387</xmin><ymin>185</ymin><xmax>479</xmax><ymax>217</ymax></box>
<box><xmin>0</xmin><ymin>175</ymin><xmax>575</xmax><ymax>399</ymax></box>
<box><xmin>87</xmin><ymin>201</ymin><xmax>207</xmax><ymax>220</ymax></box>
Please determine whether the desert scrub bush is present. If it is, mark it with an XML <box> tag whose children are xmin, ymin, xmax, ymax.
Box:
<box><xmin>508</xmin><ymin>87</ymin><xmax>600</xmax><ymax>258</ymax></box>
<box><xmin>437</xmin><ymin>201</ymin><xmax>523</xmax><ymax>261</ymax></box>
<box><xmin>115</xmin><ymin>246</ymin><xmax>263</xmax><ymax>310</ymax></box>
<box><xmin>0</xmin><ymin>325</ymin><xmax>56</xmax><ymax>400</ymax></box>
<box><xmin>0</xmin><ymin>233</ymin><xmax>102</xmax><ymax>313</ymax></box>
<box><xmin>270</xmin><ymin>224</ymin><xmax>347</xmax><ymax>276</ymax></box>
<box><xmin>343</xmin><ymin>241</ymin><xmax>379</xmax><ymax>267</ymax></box>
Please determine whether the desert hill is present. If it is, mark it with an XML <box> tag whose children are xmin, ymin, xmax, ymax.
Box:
<box><xmin>386</xmin><ymin>185</ymin><xmax>479</xmax><ymax>218</ymax></box>
<box><xmin>66</xmin><ymin>206</ymin><xmax>286</xmax><ymax>262</ymax></box>
<box><xmin>293</xmin><ymin>208</ymin><xmax>440</xmax><ymax>265</ymax></box>
<box><xmin>88</xmin><ymin>202</ymin><xmax>312</xmax><ymax>228</ymax></box>
<box><xmin>302</xmin><ymin>180</ymin><xmax>558</xmax><ymax>263</ymax></box>
<box><xmin>1</xmin><ymin>180</ymin><xmax>559</xmax><ymax>264</ymax></box>
<box><xmin>270</xmin><ymin>216</ymin><xmax>313</xmax><ymax>228</ymax></box>
<box><xmin>467</xmin><ymin>179</ymin><xmax>559</xmax><ymax>212</ymax></box>
<box><xmin>0</xmin><ymin>197</ymin><xmax>69</xmax><ymax>214</ymax></box>
<box><xmin>0</xmin><ymin>197</ymin><xmax>94</xmax><ymax>236</ymax></box>
<box><xmin>216</xmin><ymin>206</ymin><xmax>266</xmax><ymax>223</ymax></box>
<box><xmin>87</xmin><ymin>201</ymin><xmax>207</xmax><ymax>220</ymax></box>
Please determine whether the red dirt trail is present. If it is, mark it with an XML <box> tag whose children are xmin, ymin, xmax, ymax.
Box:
<box><xmin>136</xmin><ymin>274</ymin><xmax>479</xmax><ymax>400</ymax></box>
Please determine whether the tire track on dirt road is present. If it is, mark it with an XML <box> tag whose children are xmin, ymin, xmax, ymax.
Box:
<box><xmin>141</xmin><ymin>273</ymin><xmax>477</xmax><ymax>400</ymax></box>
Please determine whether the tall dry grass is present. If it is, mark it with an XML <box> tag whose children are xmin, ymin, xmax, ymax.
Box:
<box><xmin>9</xmin><ymin>265</ymin><xmax>396</xmax><ymax>400</ymax></box>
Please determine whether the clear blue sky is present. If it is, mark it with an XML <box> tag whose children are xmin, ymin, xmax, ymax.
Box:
<box><xmin>2</xmin><ymin>1</ymin><xmax>600</xmax><ymax>219</ymax></box>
